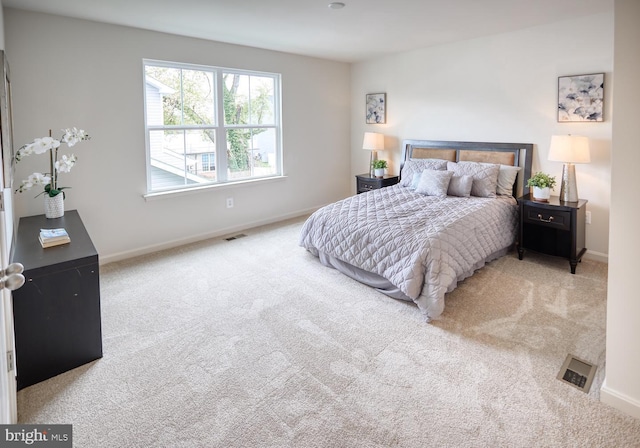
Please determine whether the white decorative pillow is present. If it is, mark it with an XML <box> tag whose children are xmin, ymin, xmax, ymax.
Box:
<box><xmin>496</xmin><ymin>165</ymin><xmax>521</xmax><ymax>196</ymax></box>
<box><xmin>447</xmin><ymin>174</ymin><xmax>473</xmax><ymax>197</ymax></box>
<box><xmin>447</xmin><ymin>161</ymin><xmax>500</xmax><ymax>198</ymax></box>
<box><xmin>400</xmin><ymin>158</ymin><xmax>449</xmax><ymax>187</ymax></box>
<box><xmin>415</xmin><ymin>169</ymin><xmax>453</xmax><ymax>197</ymax></box>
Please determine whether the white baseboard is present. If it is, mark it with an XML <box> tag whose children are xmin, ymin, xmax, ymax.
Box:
<box><xmin>99</xmin><ymin>206</ymin><xmax>321</xmax><ymax>265</ymax></box>
<box><xmin>585</xmin><ymin>250</ymin><xmax>608</xmax><ymax>263</ymax></box>
<box><xmin>600</xmin><ymin>378</ymin><xmax>640</xmax><ymax>419</ymax></box>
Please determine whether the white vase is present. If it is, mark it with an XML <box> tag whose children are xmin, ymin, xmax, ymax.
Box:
<box><xmin>44</xmin><ymin>194</ymin><xmax>65</xmax><ymax>219</ymax></box>
<box><xmin>374</xmin><ymin>168</ymin><xmax>385</xmax><ymax>178</ymax></box>
<box><xmin>532</xmin><ymin>186</ymin><xmax>550</xmax><ymax>202</ymax></box>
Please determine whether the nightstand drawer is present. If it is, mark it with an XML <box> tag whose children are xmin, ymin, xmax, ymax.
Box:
<box><xmin>358</xmin><ymin>179</ymin><xmax>378</xmax><ymax>192</ymax></box>
<box><xmin>523</xmin><ymin>206</ymin><xmax>570</xmax><ymax>231</ymax></box>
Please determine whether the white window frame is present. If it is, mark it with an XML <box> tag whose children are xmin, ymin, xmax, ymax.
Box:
<box><xmin>142</xmin><ymin>59</ymin><xmax>282</xmax><ymax>196</ymax></box>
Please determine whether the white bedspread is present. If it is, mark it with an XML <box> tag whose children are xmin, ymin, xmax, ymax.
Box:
<box><xmin>299</xmin><ymin>184</ymin><xmax>518</xmax><ymax>320</ymax></box>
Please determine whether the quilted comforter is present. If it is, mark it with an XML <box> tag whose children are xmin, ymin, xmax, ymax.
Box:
<box><xmin>299</xmin><ymin>184</ymin><xmax>518</xmax><ymax>320</ymax></box>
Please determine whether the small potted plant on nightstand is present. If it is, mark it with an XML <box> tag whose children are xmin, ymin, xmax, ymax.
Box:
<box><xmin>527</xmin><ymin>172</ymin><xmax>556</xmax><ymax>202</ymax></box>
<box><xmin>372</xmin><ymin>159</ymin><xmax>387</xmax><ymax>178</ymax></box>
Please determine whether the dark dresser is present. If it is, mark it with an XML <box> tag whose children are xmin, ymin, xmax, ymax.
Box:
<box><xmin>11</xmin><ymin>210</ymin><xmax>102</xmax><ymax>390</ymax></box>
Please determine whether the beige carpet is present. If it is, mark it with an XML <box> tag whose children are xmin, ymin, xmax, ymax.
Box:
<box><xmin>17</xmin><ymin>216</ymin><xmax>640</xmax><ymax>447</ymax></box>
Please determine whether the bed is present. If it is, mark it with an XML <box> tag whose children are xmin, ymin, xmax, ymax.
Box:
<box><xmin>299</xmin><ymin>139</ymin><xmax>533</xmax><ymax>321</ymax></box>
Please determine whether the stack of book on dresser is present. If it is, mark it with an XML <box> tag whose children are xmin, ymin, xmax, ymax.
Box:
<box><xmin>39</xmin><ymin>228</ymin><xmax>70</xmax><ymax>248</ymax></box>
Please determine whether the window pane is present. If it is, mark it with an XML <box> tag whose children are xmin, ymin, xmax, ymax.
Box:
<box><xmin>145</xmin><ymin>66</ymin><xmax>181</xmax><ymax>126</ymax></box>
<box><xmin>223</xmin><ymin>74</ymin><xmax>275</xmax><ymax>125</ymax></box>
<box><xmin>250</xmin><ymin>76</ymin><xmax>275</xmax><ymax>125</ymax></box>
<box><xmin>149</xmin><ymin>129</ymin><xmax>215</xmax><ymax>190</ymax></box>
<box><xmin>251</xmin><ymin>127</ymin><xmax>277</xmax><ymax>176</ymax></box>
<box><xmin>227</xmin><ymin>128</ymin><xmax>277</xmax><ymax>180</ymax></box>
<box><xmin>182</xmin><ymin>69</ymin><xmax>215</xmax><ymax>125</ymax></box>
<box><xmin>145</xmin><ymin>66</ymin><xmax>215</xmax><ymax>126</ymax></box>
<box><xmin>223</xmin><ymin>73</ymin><xmax>249</xmax><ymax>125</ymax></box>
<box><xmin>185</xmin><ymin>129</ymin><xmax>216</xmax><ymax>181</ymax></box>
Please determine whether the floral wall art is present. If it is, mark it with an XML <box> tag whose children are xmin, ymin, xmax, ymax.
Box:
<box><xmin>366</xmin><ymin>93</ymin><xmax>386</xmax><ymax>124</ymax></box>
<box><xmin>558</xmin><ymin>73</ymin><xmax>604</xmax><ymax>122</ymax></box>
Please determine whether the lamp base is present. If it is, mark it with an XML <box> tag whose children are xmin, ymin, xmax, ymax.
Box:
<box><xmin>369</xmin><ymin>150</ymin><xmax>377</xmax><ymax>177</ymax></box>
<box><xmin>559</xmin><ymin>163</ymin><xmax>579</xmax><ymax>202</ymax></box>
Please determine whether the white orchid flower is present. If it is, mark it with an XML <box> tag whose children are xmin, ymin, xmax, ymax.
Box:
<box><xmin>16</xmin><ymin>172</ymin><xmax>51</xmax><ymax>193</ymax></box>
<box><xmin>31</xmin><ymin>136</ymin><xmax>61</xmax><ymax>154</ymax></box>
<box><xmin>62</xmin><ymin>127</ymin><xmax>90</xmax><ymax>147</ymax></box>
<box><xmin>55</xmin><ymin>154</ymin><xmax>77</xmax><ymax>173</ymax></box>
<box><xmin>15</xmin><ymin>144</ymin><xmax>34</xmax><ymax>161</ymax></box>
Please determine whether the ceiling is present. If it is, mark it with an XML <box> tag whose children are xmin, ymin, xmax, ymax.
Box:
<box><xmin>3</xmin><ymin>0</ymin><xmax>613</xmax><ymax>62</ymax></box>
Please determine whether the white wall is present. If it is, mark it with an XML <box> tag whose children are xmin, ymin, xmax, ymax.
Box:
<box><xmin>351</xmin><ymin>13</ymin><xmax>613</xmax><ymax>257</ymax></box>
<box><xmin>601</xmin><ymin>0</ymin><xmax>640</xmax><ymax>420</ymax></box>
<box><xmin>0</xmin><ymin>3</ymin><xmax>4</xmax><ymax>50</ymax></box>
<box><xmin>4</xmin><ymin>8</ymin><xmax>351</xmax><ymax>262</ymax></box>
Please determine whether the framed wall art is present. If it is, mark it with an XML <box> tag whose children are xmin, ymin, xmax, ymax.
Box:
<box><xmin>558</xmin><ymin>73</ymin><xmax>604</xmax><ymax>122</ymax></box>
<box><xmin>366</xmin><ymin>93</ymin><xmax>386</xmax><ymax>124</ymax></box>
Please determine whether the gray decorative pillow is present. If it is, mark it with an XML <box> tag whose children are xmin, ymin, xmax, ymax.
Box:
<box><xmin>496</xmin><ymin>165</ymin><xmax>521</xmax><ymax>196</ymax></box>
<box><xmin>415</xmin><ymin>169</ymin><xmax>453</xmax><ymax>197</ymax></box>
<box><xmin>447</xmin><ymin>174</ymin><xmax>473</xmax><ymax>197</ymax></box>
<box><xmin>400</xmin><ymin>158</ymin><xmax>448</xmax><ymax>187</ymax></box>
<box><xmin>447</xmin><ymin>161</ymin><xmax>500</xmax><ymax>198</ymax></box>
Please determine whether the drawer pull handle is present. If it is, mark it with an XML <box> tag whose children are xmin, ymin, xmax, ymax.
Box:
<box><xmin>537</xmin><ymin>214</ymin><xmax>554</xmax><ymax>223</ymax></box>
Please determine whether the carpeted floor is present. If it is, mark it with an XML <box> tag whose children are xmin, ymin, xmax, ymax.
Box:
<box><xmin>16</xmin><ymin>216</ymin><xmax>640</xmax><ymax>447</ymax></box>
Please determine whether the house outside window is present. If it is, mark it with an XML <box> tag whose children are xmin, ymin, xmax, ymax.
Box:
<box><xmin>143</xmin><ymin>59</ymin><xmax>282</xmax><ymax>194</ymax></box>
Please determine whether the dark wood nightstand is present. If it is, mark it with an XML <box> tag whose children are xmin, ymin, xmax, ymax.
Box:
<box><xmin>356</xmin><ymin>173</ymin><xmax>399</xmax><ymax>194</ymax></box>
<box><xmin>517</xmin><ymin>194</ymin><xmax>587</xmax><ymax>274</ymax></box>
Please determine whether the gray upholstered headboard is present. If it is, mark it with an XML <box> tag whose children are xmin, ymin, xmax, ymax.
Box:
<box><xmin>400</xmin><ymin>139</ymin><xmax>534</xmax><ymax>197</ymax></box>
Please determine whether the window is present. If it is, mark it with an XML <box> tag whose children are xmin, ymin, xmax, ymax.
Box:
<box><xmin>201</xmin><ymin>153</ymin><xmax>215</xmax><ymax>172</ymax></box>
<box><xmin>143</xmin><ymin>60</ymin><xmax>281</xmax><ymax>194</ymax></box>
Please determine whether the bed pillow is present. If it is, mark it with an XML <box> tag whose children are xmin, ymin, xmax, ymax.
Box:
<box><xmin>447</xmin><ymin>174</ymin><xmax>473</xmax><ymax>197</ymax></box>
<box><xmin>400</xmin><ymin>158</ymin><xmax>449</xmax><ymax>187</ymax></box>
<box><xmin>415</xmin><ymin>169</ymin><xmax>453</xmax><ymax>197</ymax></box>
<box><xmin>496</xmin><ymin>165</ymin><xmax>521</xmax><ymax>196</ymax></box>
<box><xmin>447</xmin><ymin>161</ymin><xmax>500</xmax><ymax>198</ymax></box>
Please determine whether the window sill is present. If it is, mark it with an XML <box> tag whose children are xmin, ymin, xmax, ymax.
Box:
<box><xmin>143</xmin><ymin>175</ymin><xmax>288</xmax><ymax>201</ymax></box>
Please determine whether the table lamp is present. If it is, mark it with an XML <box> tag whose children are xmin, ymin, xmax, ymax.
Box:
<box><xmin>548</xmin><ymin>135</ymin><xmax>590</xmax><ymax>202</ymax></box>
<box><xmin>363</xmin><ymin>132</ymin><xmax>384</xmax><ymax>176</ymax></box>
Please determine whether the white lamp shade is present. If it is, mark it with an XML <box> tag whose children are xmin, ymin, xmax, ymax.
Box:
<box><xmin>362</xmin><ymin>132</ymin><xmax>384</xmax><ymax>151</ymax></box>
<box><xmin>548</xmin><ymin>135</ymin><xmax>591</xmax><ymax>164</ymax></box>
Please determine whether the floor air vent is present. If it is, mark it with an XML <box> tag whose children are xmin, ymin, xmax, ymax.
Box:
<box><xmin>557</xmin><ymin>354</ymin><xmax>597</xmax><ymax>393</ymax></box>
<box><xmin>225</xmin><ymin>233</ymin><xmax>247</xmax><ymax>241</ymax></box>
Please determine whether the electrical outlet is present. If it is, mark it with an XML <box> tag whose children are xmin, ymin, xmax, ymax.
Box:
<box><xmin>585</xmin><ymin>211</ymin><xmax>591</xmax><ymax>224</ymax></box>
<box><xmin>226</xmin><ymin>197</ymin><xmax>234</xmax><ymax>208</ymax></box>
